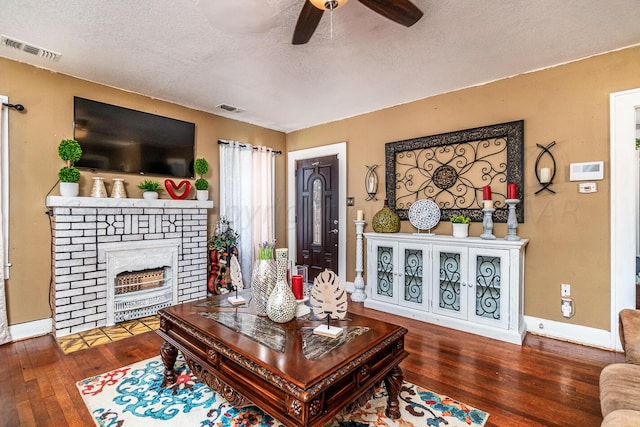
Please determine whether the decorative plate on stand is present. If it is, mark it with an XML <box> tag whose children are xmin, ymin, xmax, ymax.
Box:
<box><xmin>408</xmin><ymin>199</ymin><xmax>441</xmax><ymax>235</ymax></box>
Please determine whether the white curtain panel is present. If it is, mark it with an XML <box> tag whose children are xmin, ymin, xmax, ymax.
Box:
<box><xmin>252</xmin><ymin>146</ymin><xmax>275</xmax><ymax>252</ymax></box>
<box><xmin>0</xmin><ymin>103</ymin><xmax>10</xmax><ymax>345</ymax></box>
<box><xmin>219</xmin><ymin>141</ymin><xmax>254</xmax><ymax>283</ymax></box>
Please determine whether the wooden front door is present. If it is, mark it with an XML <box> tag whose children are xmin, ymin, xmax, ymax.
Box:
<box><xmin>296</xmin><ymin>155</ymin><xmax>339</xmax><ymax>282</ymax></box>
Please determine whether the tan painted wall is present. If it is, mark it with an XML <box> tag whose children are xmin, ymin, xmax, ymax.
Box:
<box><xmin>1</xmin><ymin>57</ymin><xmax>286</xmax><ymax>325</ymax></box>
<box><xmin>4</xmin><ymin>45</ymin><xmax>640</xmax><ymax>332</ymax></box>
<box><xmin>287</xmin><ymin>46</ymin><xmax>640</xmax><ymax>331</ymax></box>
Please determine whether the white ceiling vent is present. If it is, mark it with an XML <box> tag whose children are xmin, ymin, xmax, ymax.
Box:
<box><xmin>1</xmin><ymin>35</ymin><xmax>61</xmax><ymax>61</ymax></box>
<box><xmin>216</xmin><ymin>103</ymin><xmax>243</xmax><ymax>113</ymax></box>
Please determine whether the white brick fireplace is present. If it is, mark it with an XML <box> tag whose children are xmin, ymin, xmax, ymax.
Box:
<box><xmin>46</xmin><ymin>196</ymin><xmax>213</xmax><ymax>337</ymax></box>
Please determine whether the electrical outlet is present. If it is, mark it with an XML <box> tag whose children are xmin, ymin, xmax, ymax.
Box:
<box><xmin>561</xmin><ymin>283</ymin><xmax>571</xmax><ymax>297</ymax></box>
<box><xmin>561</xmin><ymin>297</ymin><xmax>575</xmax><ymax>318</ymax></box>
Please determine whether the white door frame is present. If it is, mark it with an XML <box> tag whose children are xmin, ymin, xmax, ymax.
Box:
<box><xmin>287</xmin><ymin>142</ymin><xmax>347</xmax><ymax>282</ymax></box>
<box><xmin>610</xmin><ymin>88</ymin><xmax>640</xmax><ymax>350</ymax></box>
<box><xmin>0</xmin><ymin>96</ymin><xmax>9</xmax><ymax>280</ymax></box>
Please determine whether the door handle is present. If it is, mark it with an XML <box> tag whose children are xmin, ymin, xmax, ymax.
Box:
<box><xmin>329</xmin><ymin>229</ymin><xmax>339</xmax><ymax>234</ymax></box>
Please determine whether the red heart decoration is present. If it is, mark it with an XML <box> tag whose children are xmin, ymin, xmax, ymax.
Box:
<box><xmin>164</xmin><ymin>179</ymin><xmax>192</xmax><ymax>200</ymax></box>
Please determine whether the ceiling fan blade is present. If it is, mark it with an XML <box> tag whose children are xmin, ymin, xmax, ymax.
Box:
<box><xmin>357</xmin><ymin>0</ymin><xmax>423</xmax><ymax>27</ymax></box>
<box><xmin>292</xmin><ymin>1</ymin><xmax>324</xmax><ymax>45</ymax></box>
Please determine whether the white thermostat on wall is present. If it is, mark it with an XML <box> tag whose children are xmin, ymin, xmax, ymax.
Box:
<box><xmin>569</xmin><ymin>161</ymin><xmax>604</xmax><ymax>181</ymax></box>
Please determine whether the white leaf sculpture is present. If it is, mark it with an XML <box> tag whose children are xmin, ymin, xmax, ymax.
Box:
<box><xmin>310</xmin><ymin>269</ymin><xmax>347</xmax><ymax>320</ymax></box>
<box><xmin>230</xmin><ymin>255</ymin><xmax>244</xmax><ymax>291</ymax></box>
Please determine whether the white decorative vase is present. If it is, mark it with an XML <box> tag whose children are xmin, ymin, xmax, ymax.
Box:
<box><xmin>251</xmin><ymin>258</ymin><xmax>277</xmax><ymax>316</ymax></box>
<box><xmin>59</xmin><ymin>182</ymin><xmax>79</xmax><ymax>197</ymax></box>
<box><xmin>266</xmin><ymin>248</ymin><xmax>297</xmax><ymax>323</ymax></box>
<box><xmin>196</xmin><ymin>189</ymin><xmax>208</xmax><ymax>201</ymax></box>
<box><xmin>110</xmin><ymin>178</ymin><xmax>127</xmax><ymax>198</ymax></box>
<box><xmin>452</xmin><ymin>223</ymin><xmax>469</xmax><ymax>238</ymax></box>
<box><xmin>143</xmin><ymin>191</ymin><xmax>159</xmax><ymax>200</ymax></box>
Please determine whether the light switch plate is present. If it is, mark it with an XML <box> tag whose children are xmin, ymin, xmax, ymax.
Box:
<box><xmin>578</xmin><ymin>182</ymin><xmax>597</xmax><ymax>193</ymax></box>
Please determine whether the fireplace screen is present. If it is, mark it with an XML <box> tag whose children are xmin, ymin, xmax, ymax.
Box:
<box><xmin>115</xmin><ymin>268</ymin><xmax>165</xmax><ymax>294</ymax></box>
<box><xmin>113</xmin><ymin>267</ymin><xmax>172</xmax><ymax>323</ymax></box>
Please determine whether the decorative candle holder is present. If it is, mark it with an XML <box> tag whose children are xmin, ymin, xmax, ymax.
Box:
<box><xmin>480</xmin><ymin>208</ymin><xmax>496</xmax><ymax>240</ymax></box>
<box><xmin>505</xmin><ymin>199</ymin><xmax>521</xmax><ymax>241</ymax></box>
<box><xmin>365</xmin><ymin>164</ymin><xmax>378</xmax><ymax>201</ymax></box>
<box><xmin>351</xmin><ymin>220</ymin><xmax>367</xmax><ymax>302</ymax></box>
<box><xmin>535</xmin><ymin>141</ymin><xmax>556</xmax><ymax>194</ymax></box>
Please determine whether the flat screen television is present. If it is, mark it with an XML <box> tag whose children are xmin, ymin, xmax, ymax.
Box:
<box><xmin>73</xmin><ymin>97</ymin><xmax>195</xmax><ymax>178</ymax></box>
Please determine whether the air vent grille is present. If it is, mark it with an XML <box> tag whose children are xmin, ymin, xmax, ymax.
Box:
<box><xmin>216</xmin><ymin>103</ymin><xmax>243</xmax><ymax>113</ymax></box>
<box><xmin>1</xmin><ymin>35</ymin><xmax>61</xmax><ymax>61</ymax></box>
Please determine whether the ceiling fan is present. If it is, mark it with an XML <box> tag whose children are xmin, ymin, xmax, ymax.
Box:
<box><xmin>292</xmin><ymin>0</ymin><xmax>423</xmax><ymax>45</ymax></box>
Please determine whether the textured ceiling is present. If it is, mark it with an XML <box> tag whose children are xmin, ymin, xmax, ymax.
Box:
<box><xmin>2</xmin><ymin>0</ymin><xmax>640</xmax><ymax>133</ymax></box>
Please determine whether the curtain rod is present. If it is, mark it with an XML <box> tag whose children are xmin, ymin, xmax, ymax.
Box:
<box><xmin>217</xmin><ymin>139</ymin><xmax>282</xmax><ymax>155</ymax></box>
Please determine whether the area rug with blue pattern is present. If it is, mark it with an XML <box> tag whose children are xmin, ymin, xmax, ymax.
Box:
<box><xmin>77</xmin><ymin>355</ymin><xmax>489</xmax><ymax>426</ymax></box>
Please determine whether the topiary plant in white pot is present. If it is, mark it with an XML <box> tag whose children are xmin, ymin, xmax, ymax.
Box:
<box><xmin>58</xmin><ymin>139</ymin><xmax>82</xmax><ymax>197</ymax></box>
<box><xmin>193</xmin><ymin>157</ymin><xmax>209</xmax><ymax>201</ymax></box>
<box><xmin>137</xmin><ymin>179</ymin><xmax>163</xmax><ymax>199</ymax></box>
<box><xmin>450</xmin><ymin>215</ymin><xmax>471</xmax><ymax>238</ymax></box>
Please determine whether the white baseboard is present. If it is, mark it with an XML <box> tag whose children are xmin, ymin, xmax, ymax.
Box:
<box><xmin>9</xmin><ymin>317</ymin><xmax>52</xmax><ymax>341</ymax></box>
<box><xmin>525</xmin><ymin>315</ymin><xmax>614</xmax><ymax>350</ymax></box>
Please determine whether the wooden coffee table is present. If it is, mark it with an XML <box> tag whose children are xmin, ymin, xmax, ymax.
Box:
<box><xmin>157</xmin><ymin>292</ymin><xmax>408</xmax><ymax>426</ymax></box>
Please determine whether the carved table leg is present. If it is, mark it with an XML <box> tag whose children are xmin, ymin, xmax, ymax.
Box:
<box><xmin>160</xmin><ymin>341</ymin><xmax>178</xmax><ymax>387</ymax></box>
<box><xmin>383</xmin><ymin>365</ymin><xmax>403</xmax><ymax>419</ymax></box>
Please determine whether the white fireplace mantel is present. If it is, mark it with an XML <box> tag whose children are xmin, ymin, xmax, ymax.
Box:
<box><xmin>46</xmin><ymin>195</ymin><xmax>214</xmax><ymax>209</ymax></box>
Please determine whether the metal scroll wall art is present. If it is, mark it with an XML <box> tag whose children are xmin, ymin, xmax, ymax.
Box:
<box><xmin>385</xmin><ymin>120</ymin><xmax>524</xmax><ymax>223</ymax></box>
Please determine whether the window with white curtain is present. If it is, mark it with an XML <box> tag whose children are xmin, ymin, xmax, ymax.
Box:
<box><xmin>219</xmin><ymin>140</ymin><xmax>276</xmax><ymax>283</ymax></box>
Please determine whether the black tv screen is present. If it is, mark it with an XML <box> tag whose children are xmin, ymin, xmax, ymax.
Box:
<box><xmin>73</xmin><ymin>97</ymin><xmax>195</xmax><ymax>178</ymax></box>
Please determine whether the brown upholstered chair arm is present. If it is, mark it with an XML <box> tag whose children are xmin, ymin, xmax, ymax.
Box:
<box><xmin>619</xmin><ymin>309</ymin><xmax>640</xmax><ymax>364</ymax></box>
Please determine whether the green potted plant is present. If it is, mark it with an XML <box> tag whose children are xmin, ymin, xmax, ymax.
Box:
<box><xmin>450</xmin><ymin>215</ymin><xmax>471</xmax><ymax>238</ymax></box>
<box><xmin>57</xmin><ymin>139</ymin><xmax>82</xmax><ymax>197</ymax></box>
<box><xmin>193</xmin><ymin>157</ymin><xmax>209</xmax><ymax>201</ymax></box>
<box><xmin>137</xmin><ymin>179</ymin><xmax>163</xmax><ymax>200</ymax></box>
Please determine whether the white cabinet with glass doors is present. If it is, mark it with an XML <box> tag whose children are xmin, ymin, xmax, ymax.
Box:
<box><xmin>364</xmin><ymin>233</ymin><xmax>527</xmax><ymax>344</ymax></box>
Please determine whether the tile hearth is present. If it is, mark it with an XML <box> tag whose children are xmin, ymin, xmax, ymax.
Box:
<box><xmin>56</xmin><ymin>315</ymin><xmax>159</xmax><ymax>353</ymax></box>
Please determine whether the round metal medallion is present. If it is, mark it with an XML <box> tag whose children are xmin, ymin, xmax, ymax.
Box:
<box><xmin>408</xmin><ymin>199</ymin><xmax>441</xmax><ymax>231</ymax></box>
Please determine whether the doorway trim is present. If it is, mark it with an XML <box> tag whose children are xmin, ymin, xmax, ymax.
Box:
<box><xmin>288</xmin><ymin>142</ymin><xmax>347</xmax><ymax>283</ymax></box>
<box><xmin>610</xmin><ymin>88</ymin><xmax>640</xmax><ymax>350</ymax></box>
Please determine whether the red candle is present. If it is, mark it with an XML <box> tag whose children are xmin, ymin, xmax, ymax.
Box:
<box><xmin>482</xmin><ymin>186</ymin><xmax>491</xmax><ymax>201</ymax></box>
<box><xmin>291</xmin><ymin>275</ymin><xmax>304</xmax><ymax>300</ymax></box>
<box><xmin>507</xmin><ymin>183</ymin><xmax>518</xmax><ymax>199</ymax></box>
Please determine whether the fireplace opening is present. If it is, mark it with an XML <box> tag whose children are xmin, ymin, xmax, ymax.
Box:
<box><xmin>116</xmin><ymin>268</ymin><xmax>165</xmax><ymax>294</ymax></box>
<box><xmin>113</xmin><ymin>267</ymin><xmax>173</xmax><ymax>323</ymax></box>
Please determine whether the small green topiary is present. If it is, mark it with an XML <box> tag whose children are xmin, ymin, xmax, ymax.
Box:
<box><xmin>58</xmin><ymin>139</ymin><xmax>82</xmax><ymax>164</ymax></box>
<box><xmin>195</xmin><ymin>178</ymin><xmax>208</xmax><ymax>190</ymax></box>
<box><xmin>58</xmin><ymin>166</ymin><xmax>80</xmax><ymax>183</ymax></box>
<box><xmin>57</xmin><ymin>139</ymin><xmax>82</xmax><ymax>183</ymax></box>
<box><xmin>193</xmin><ymin>158</ymin><xmax>209</xmax><ymax>190</ymax></box>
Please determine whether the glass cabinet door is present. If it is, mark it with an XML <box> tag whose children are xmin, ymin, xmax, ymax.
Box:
<box><xmin>371</xmin><ymin>242</ymin><xmax>398</xmax><ymax>304</ymax></box>
<box><xmin>431</xmin><ymin>246</ymin><xmax>468</xmax><ymax>320</ymax></box>
<box><xmin>399</xmin><ymin>244</ymin><xmax>428</xmax><ymax>310</ymax></box>
<box><xmin>469</xmin><ymin>248</ymin><xmax>509</xmax><ymax>328</ymax></box>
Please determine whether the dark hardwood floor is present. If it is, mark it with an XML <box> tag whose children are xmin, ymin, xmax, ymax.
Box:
<box><xmin>0</xmin><ymin>303</ymin><xmax>623</xmax><ymax>427</ymax></box>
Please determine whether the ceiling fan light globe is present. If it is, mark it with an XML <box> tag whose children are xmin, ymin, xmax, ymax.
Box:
<box><xmin>309</xmin><ymin>0</ymin><xmax>349</xmax><ymax>11</ymax></box>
